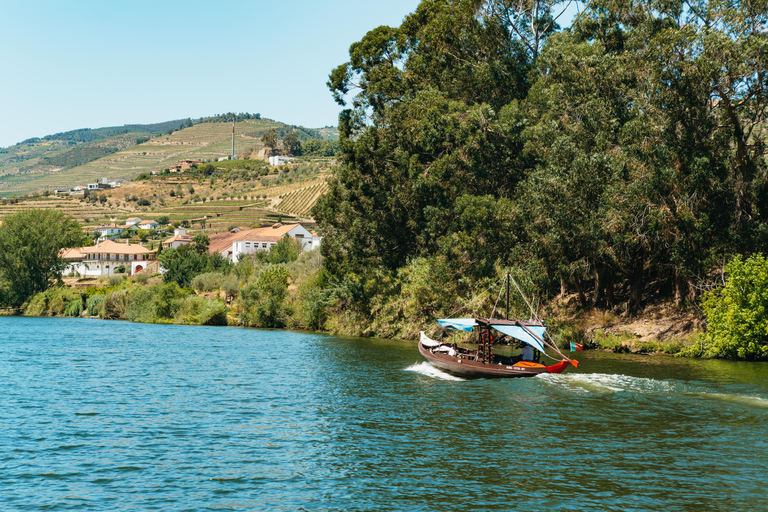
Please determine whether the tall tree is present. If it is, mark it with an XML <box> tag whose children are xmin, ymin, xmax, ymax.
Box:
<box><xmin>283</xmin><ymin>133</ymin><xmax>301</xmax><ymax>155</ymax></box>
<box><xmin>0</xmin><ymin>209</ymin><xmax>86</xmax><ymax>308</ymax></box>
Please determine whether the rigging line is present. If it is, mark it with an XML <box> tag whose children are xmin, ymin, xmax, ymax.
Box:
<box><xmin>509</xmin><ymin>274</ymin><xmax>537</xmax><ymax>319</ymax></box>
<box><xmin>489</xmin><ymin>278</ymin><xmax>505</xmax><ymax>319</ymax></box>
<box><xmin>442</xmin><ymin>276</ymin><xmax>504</xmax><ymax>320</ymax></box>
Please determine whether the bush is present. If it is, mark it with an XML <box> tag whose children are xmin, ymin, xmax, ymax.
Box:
<box><xmin>239</xmin><ymin>265</ymin><xmax>291</xmax><ymax>328</ymax></box>
<box><xmin>134</xmin><ymin>273</ymin><xmax>149</xmax><ymax>285</ymax></box>
<box><xmin>693</xmin><ymin>254</ymin><xmax>768</xmax><ymax>360</ymax></box>
<box><xmin>191</xmin><ymin>272</ymin><xmax>224</xmax><ymax>293</ymax></box>
<box><xmin>108</xmin><ymin>275</ymin><xmax>126</xmax><ymax>287</ymax></box>
<box><xmin>24</xmin><ymin>287</ymin><xmax>81</xmax><ymax>316</ymax></box>
<box><xmin>173</xmin><ymin>295</ymin><xmax>228</xmax><ymax>326</ymax></box>
<box><xmin>86</xmin><ymin>294</ymin><xmax>105</xmax><ymax>316</ymax></box>
<box><xmin>126</xmin><ymin>282</ymin><xmax>193</xmax><ymax>324</ymax></box>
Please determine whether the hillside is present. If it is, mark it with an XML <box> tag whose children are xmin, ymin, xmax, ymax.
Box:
<box><xmin>0</xmin><ymin>162</ymin><xmax>330</xmax><ymax>241</ymax></box>
<box><xmin>0</xmin><ymin>116</ymin><xmax>338</xmax><ymax>197</ymax></box>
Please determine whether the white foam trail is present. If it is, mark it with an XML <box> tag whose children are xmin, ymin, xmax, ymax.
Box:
<box><xmin>689</xmin><ymin>393</ymin><xmax>768</xmax><ymax>409</ymax></box>
<box><xmin>405</xmin><ymin>362</ymin><xmax>465</xmax><ymax>381</ymax></box>
<box><xmin>539</xmin><ymin>372</ymin><xmax>675</xmax><ymax>394</ymax></box>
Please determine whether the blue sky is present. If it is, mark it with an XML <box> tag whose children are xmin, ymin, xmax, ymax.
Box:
<box><xmin>0</xmin><ymin>1</ymin><xmax>585</xmax><ymax>149</ymax></box>
<box><xmin>0</xmin><ymin>0</ymin><xmax>422</xmax><ymax>147</ymax></box>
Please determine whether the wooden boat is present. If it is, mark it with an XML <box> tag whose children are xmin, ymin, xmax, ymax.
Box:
<box><xmin>418</xmin><ymin>275</ymin><xmax>579</xmax><ymax>378</ymax></box>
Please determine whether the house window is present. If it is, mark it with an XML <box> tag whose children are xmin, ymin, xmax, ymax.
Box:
<box><xmin>262</xmin><ymin>243</ymin><xmax>267</xmax><ymax>248</ymax></box>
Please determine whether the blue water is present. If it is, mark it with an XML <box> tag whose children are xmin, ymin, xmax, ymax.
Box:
<box><xmin>1</xmin><ymin>316</ymin><xmax>767</xmax><ymax>511</ymax></box>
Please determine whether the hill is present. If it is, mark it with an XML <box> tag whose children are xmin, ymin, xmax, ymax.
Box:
<box><xmin>0</xmin><ymin>115</ymin><xmax>338</xmax><ymax>197</ymax></box>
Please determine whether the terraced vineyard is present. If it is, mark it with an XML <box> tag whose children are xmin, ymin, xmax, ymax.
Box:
<box><xmin>274</xmin><ymin>181</ymin><xmax>329</xmax><ymax>218</ymax></box>
<box><xmin>0</xmin><ymin>173</ymin><xmax>329</xmax><ymax>237</ymax></box>
<box><xmin>0</xmin><ymin>118</ymin><xmax>293</xmax><ymax>196</ymax></box>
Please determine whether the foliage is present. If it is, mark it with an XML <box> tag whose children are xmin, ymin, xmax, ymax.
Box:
<box><xmin>693</xmin><ymin>255</ymin><xmax>768</xmax><ymax>361</ymax></box>
<box><xmin>191</xmin><ymin>272</ymin><xmax>224</xmax><ymax>292</ymax></box>
<box><xmin>86</xmin><ymin>294</ymin><xmax>105</xmax><ymax>316</ymax></box>
<box><xmin>173</xmin><ymin>295</ymin><xmax>228</xmax><ymax>326</ymax></box>
<box><xmin>0</xmin><ymin>209</ymin><xmax>86</xmax><ymax>308</ymax></box>
<box><xmin>159</xmin><ymin>245</ymin><xmax>229</xmax><ymax>288</ymax></box>
<box><xmin>24</xmin><ymin>287</ymin><xmax>81</xmax><ymax>317</ymax></box>
<box><xmin>314</xmin><ymin>0</ymin><xmax>768</xmax><ymax>343</ymax></box>
<box><xmin>127</xmin><ymin>282</ymin><xmax>193</xmax><ymax>324</ymax></box>
<box><xmin>239</xmin><ymin>265</ymin><xmax>291</xmax><ymax>328</ymax></box>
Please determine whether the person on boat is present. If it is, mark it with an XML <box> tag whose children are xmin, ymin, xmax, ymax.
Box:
<box><xmin>520</xmin><ymin>343</ymin><xmax>533</xmax><ymax>361</ymax></box>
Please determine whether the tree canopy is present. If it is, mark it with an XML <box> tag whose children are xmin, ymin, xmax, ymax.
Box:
<box><xmin>0</xmin><ymin>209</ymin><xmax>86</xmax><ymax>308</ymax></box>
<box><xmin>315</xmin><ymin>0</ymin><xmax>768</xmax><ymax>329</ymax></box>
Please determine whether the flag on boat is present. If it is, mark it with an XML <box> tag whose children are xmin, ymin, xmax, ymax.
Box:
<box><xmin>570</xmin><ymin>343</ymin><xmax>583</xmax><ymax>352</ymax></box>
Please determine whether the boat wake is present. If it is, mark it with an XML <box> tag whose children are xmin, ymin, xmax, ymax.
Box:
<box><xmin>405</xmin><ymin>362</ymin><xmax>465</xmax><ymax>381</ymax></box>
<box><xmin>685</xmin><ymin>392</ymin><xmax>768</xmax><ymax>409</ymax></box>
<box><xmin>539</xmin><ymin>372</ymin><xmax>675</xmax><ymax>394</ymax></box>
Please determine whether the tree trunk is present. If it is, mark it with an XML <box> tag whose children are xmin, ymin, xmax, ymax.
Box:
<box><xmin>628</xmin><ymin>257</ymin><xmax>644</xmax><ymax>314</ymax></box>
<box><xmin>674</xmin><ymin>269</ymin><xmax>688</xmax><ymax>307</ymax></box>
<box><xmin>574</xmin><ymin>278</ymin><xmax>588</xmax><ymax>308</ymax></box>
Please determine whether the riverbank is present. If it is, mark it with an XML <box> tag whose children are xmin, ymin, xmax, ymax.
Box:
<box><xmin>24</xmin><ymin>273</ymin><xmax>705</xmax><ymax>359</ymax></box>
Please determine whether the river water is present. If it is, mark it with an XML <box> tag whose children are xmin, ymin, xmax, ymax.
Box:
<box><xmin>1</xmin><ymin>316</ymin><xmax>767</xmax><ymax>511</ymax></box>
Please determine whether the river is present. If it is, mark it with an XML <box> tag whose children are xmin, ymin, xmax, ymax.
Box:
<box><xmin>1</xmin><ymin>316</ymin><xmax>767</xmax><ymax>511</ymax></box>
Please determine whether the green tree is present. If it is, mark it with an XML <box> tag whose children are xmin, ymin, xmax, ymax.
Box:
<box><xmin>694</xmin><ymin>254</ymin><xmax>768</xmax><ymax>361</ymax></box>
<box><xmin>239</xmin><ymin>265</ymin><xmax>291</xmax><ymax>328</ymax></box>
<box><xmin>261</xmin><ymin>128</ymin><xmax>278</xmax><ymax>152</ymax></box>
<box><xmin>283</xmin><ymin>133</ymin><xmax>301</xmax><ymax>156</ymax></box>
<box><xmin>192</xmin><ymin>234</ymin><xmax>210</xmax><ymax>255</ymax></box>
<box><xmin>0</xmin><ymin>209</ymin><xmax>86</xmax><ymax>308</ymax></box>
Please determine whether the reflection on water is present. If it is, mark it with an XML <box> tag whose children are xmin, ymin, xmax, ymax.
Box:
<box><xmin>1</xmin><ymin>316</ymin><xmax>767</xmax><ymax>511</ymax></box>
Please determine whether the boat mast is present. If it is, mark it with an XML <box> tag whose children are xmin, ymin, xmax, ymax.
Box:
<box><xmin>506</xmin><ymin>272</ymin><xmax>510</xmax><ymax>321</ymax></box>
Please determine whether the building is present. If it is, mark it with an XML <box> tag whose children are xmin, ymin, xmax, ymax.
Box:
<box><xmin>268</xmin><ymin>155</ymin><xmax>295</xmax><ymax>166</ymax></box>
<box><xmin>162</xmin><ymin>229</ymin><xmax>194</xmax><ymax>249</ymax></box>
<box><xmin>207</xmin><ymin>223</ymin><xmax>317</xmax><ymax>263</ymax></box>
<box><xmin>94</xmin><ymin>223</ymin><xmax>125</xmax><ymax>240</ymax></box>
<box><xmin>62</xmin><ymin>240</ymin><xmax>156</xmax><ymax>277</ymax></box>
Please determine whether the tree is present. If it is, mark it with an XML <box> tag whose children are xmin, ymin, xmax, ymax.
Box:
<box><xmin>0</xmin><ymin>209</ymin><xmax>86</xmax><ymax>308</ymax></box>
<box><xmin>283</xmin><ymin>133</ymin><xmax>301</xmax><ymax>155</ymax></box>
<box><xmin>261</xmin><ymin>128</ymin><xmax>278</xmax><ymax>152</ymax></box>
<box><xmin>694</xmin><ymin>254</ymin><xmax>768</xmax><ymax>361</ymax></box>
<box><xmin>192</xmin><ymin>234</ymin><xmax>210</xmax><ymax>255</ymax></box>
<box><xmin>239</xmin><ymin>265</ymin><xmax>291</xmax><ymax>328</ymax></box>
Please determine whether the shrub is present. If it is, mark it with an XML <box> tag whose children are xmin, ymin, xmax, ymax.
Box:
<box><xmin>108</xmin><ymin>275</ymin><xmax>126</xmax><ymax>287</ymax></box>
<box><xmin>101</xmin><ymin>290</ymin><xmax>129</xmax><ymax>319</ymax></box>
<box><xmin>64</xmin><ymin>298</ymin><xmax>84</xmax><ymax>317</ymax></box>
<box><xmin>693</xmin><ymin>254</ymin><xmax>768</xmax><ymax>360</ymax></box>
<box><xmin>134</xmin><ymin>272</ymin><xmax>149</xmax><ymax>285</ymax></box>
<box><xmin>239</xmin><ymin>265</ymin><xmax>291</xmax><ymax>328</ymax></box>
<box><xmin>173</xmin><ymin>295</ymin><xmax>228</xmax><ymax>326</ymax></box>
<box><xmin>86</xmin><ymin>294</ymin><xmax>105</xmax><ymax>316</ymax></box>
<box><xmin>24</xmin><ymin>287</ymin><xmax>81</xmax><ymax>317</ymax></box>
<box><xmin>191</xmin><ymin>272</ymin><xmax>224</xmax><ymax>293</ymax></box>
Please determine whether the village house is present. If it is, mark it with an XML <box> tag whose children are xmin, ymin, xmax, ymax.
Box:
<box><xmin>207</xmin><ymin>223</ymin><xmax>318</xmax><ymax>263</ymax></box>
<box><xmin>94</xmin><ymin>223</ymin><xmax>125</xmax><ymax>240</ymax></box>
<box><xmin>61</xmin><ymin>240</ymin><xmax>156</xmax><ymax>277</ymax></box>
<box><xmin>162</xmin><ymin>229</ymin><xmax>194</xmax><ymax>249</ymax></box>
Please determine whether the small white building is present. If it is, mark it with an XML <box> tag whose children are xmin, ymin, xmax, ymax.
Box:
<box><xmin>62</xmin><ymin>240</ymin><xmax>156</xmax><ymax>277</ymax></box>
<box><xmin>228</xmin><ymin>223</ymin><xmax>314</xmax><ymax>263</ymax></box>
<box><xmin>268</xmin><ymin>155</ymin><xmax>295</xmax><ymax>166</ymax></box>
<box><xmin>162</xmin><ymin>229</ymin><xmax>193</xmax><ymax>249</ymax></box>
<box><xmin>94</xmin><ymin>223</ymin><xmax>125</xmax><ymax>240</ymax></box>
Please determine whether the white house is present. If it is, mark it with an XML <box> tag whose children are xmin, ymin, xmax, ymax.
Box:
<box><xmin>124</xmin><ymin>217</ymin><xmax>142</xmax><ymax>227</ymax></box>
<box><xmin>268</xmin><ymin>155</ymin><xmax>295</xmax><ymax>166</ymax></box>
<box><xmin>94</xmin><ymin>223</ymin><xmax>125</xmax><ymax>240</ymax></box>
<box><xmin>225</xmin><ymin>223</ymin><xmax>314</xmax><ymax>263</ymax></box>
<box><xmin>62</xmin><ymin>240</ymin><xmax>156</xmax><ymax>277</ymax></box>
<box><xmin>162</xmin><ymin>229</ymin><xmax>193</xmax><ymax>249</ymax></box>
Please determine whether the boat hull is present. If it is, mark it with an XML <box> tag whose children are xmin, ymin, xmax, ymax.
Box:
<box><xmin>418</xmin><ymin>339</ymin><xmax>571</xmax><ymax>379</ymax></box>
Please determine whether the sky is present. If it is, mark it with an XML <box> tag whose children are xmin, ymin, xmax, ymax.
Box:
<box><xmin>0</xmin><ymin>0</ymin><xmax>422</xmax><ymax>148</ymax></box>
